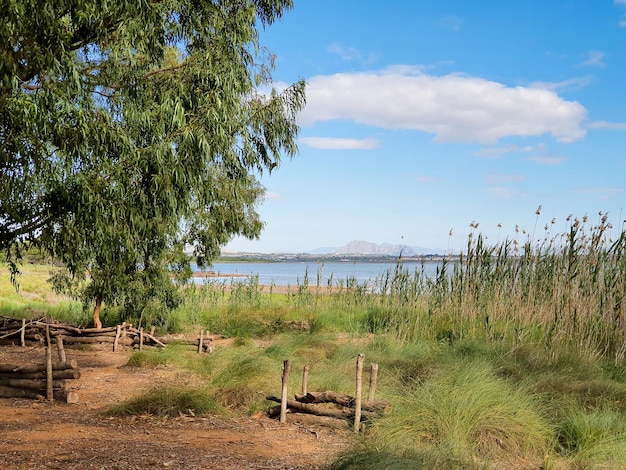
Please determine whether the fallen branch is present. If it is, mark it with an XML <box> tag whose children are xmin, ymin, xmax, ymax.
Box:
<box><xmin>265</xmin><ymin>395</ymin><xmax>379</xmax><ymax>421</ymax></box>
<box><xmin>294</xmin><ymin>391</ymin><xmax>390</xmax><ymax>412</ymax></box>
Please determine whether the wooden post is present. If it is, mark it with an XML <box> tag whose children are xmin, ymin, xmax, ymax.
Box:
<box><xmin>138</xmin><ymin>327</ymin><xmax>144</xmax><ymax>351</ymax></box>
<box><xmin>198</xmin><ymin>330</ymin><xmax>204</xmax><ymax>354</ymax></box>
<box><xmin>56</xmin><ymin>335</ymin><xmax>67</xmax><ymax>363</ymax></box>
<box><xmin>21</xmin><ymin>318</ymin><xmax>26</xmax><ymax>347</ymax></box>
<box><xmin>45</xmin><ymin>325</ymin><xmax>53</xmax><ymax>401</ymax></box>
<box><xmin>354</xmin><ymin>353</ymin><xmax>364</xmax><ymax>433</ymax></box>
<box><xmin>280</xmin><ymin>359</ymin><xmax>291</xmax><ymax>424</ymax></box>
<box><xmin>368</xmin><ymin>363</ymin><xmax>379</xmax><ymax>401</ymax></box>
<box><xmin>302</xmin><ymin>365</ymin><xmax>310</xmax><ymax>396</ymax></box>
<box><xmin>113</xmin><ymin>324</ymin><xmax>121</xmax><ymax>352</ymax></box>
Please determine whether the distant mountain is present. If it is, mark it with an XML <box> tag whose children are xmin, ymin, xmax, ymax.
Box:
<box><xmin>312</xmin><ymin>240</ymin><xmax>444</xmax><ymax>256</ymax></box>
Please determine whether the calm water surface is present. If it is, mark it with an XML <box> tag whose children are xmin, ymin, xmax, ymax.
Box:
<box><xmin>192</xmin><ymin>261</ymin><xmax>446</xmax><ymax>286</ymax></box>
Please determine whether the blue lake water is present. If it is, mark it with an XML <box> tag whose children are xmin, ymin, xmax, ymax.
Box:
<box><xmin>192</xmin><ymin>260</ymin><xmax>447</xmax><ymax>287</ymax></box>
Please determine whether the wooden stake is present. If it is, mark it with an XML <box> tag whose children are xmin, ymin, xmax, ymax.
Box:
<box><xmin>113</xmin><ymin>324</ymin><xmax>121</xmax><ymax>352</ymax></box>
<box><xmin>368</xmin><ymin>363</ymin><xmax>379</xmax><ymax>401</ymax></box>
<box><xmin>21</xmin><ymin>318</ymin><xmax>26</xmax><ymax>347</ymax></box>
<box><xmin>56</xmin><ymin>335</ymin><xmax>67</xmax><ymax>363</ymax></box>
<box><xmin>354</xmin><ymin>353</ymin><xmax>364</xmax><ymax>433</ymax></box>
<box><xmin>198</xmin><ymin>330</ymin><xmax>204</xmax><ymax>354</ymax></box>
<box><xmin>302</xmin><ymin>365</ymin><xmax>310</xmax><ymax>396</ymax></box>
<box><xmin>138</xmin><ymin>327</ymin><xmax>144</xmax><ymax>351</ymax></box>
<box><xmin>45</xmin><ymin>325</ymin><xmax>53</xmax><ymax>401</ymax></box>
<box><xmin>280</xmin><ymin>359</ymin><xmax>291</xmax><ymax>424</ymax></box>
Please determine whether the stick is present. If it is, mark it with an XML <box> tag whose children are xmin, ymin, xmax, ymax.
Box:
<box><xmin>198</xmin><ymin>330</ymin><xmax>204</xmax><ymax>354</ymax></box>
<box><xmin>302</xmin><ymin>365</ymin><xmax>309</xmax><ymax>396</ymax></box>
<box><xmin>45</xmin><ymin>325</ymin><xmax>54</xmax><ymax>401</ymax></box>
<box><xmin>139</xmin><ymin>327</ymin><xmax>144</xmax><ymax>351</ymax></box>
<box><xmin>113</xmin><ymin>324</ymin><xmax>121</xmax><ymax>352</ymax></box>
<box><xmin>21</xmin><ymin>318</ymin><xmax>26</xmax><ymax>347</ymax></box>
<box><xmin>368</xmin><ymin>363</ymin><xmax>379</xmax><ymax>401</ymax></box>
<box><xmin>56</xmin><ymin>335</ymin><xmax>67</xmax><ymax>363</ymax></box>
<box><xmin>280</xmin><ymin>359</ymin><xmax>291</xmax><ymax>424</ymax></box>
<box><xmin>354</xmin><ymin>353</ymin><xmax>364</xmax><ymax>433</ymax></box>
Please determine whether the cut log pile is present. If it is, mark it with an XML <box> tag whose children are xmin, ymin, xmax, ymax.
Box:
<box><xmin>0</xmin><ymin>359</ymin><xmax>80</xmax><ymax>403</ymax></box>
<box><xmin>266</xmin><ymin>391</ymin><xmax>390</xmax><ymax>430</ymax></box>
<box><xmin>0</xmin><ymin>316</ymin><xmax>166</xmax><ymax>350</ymax></box>
<box><xmin>267</xmin><ymin>357</ymin><xmax>390</xmax><ymax>431</ymax></box>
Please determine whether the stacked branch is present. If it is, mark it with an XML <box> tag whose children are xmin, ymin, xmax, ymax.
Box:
<box><xmin>267</xmin><ymin>390</ymin><xmax>389</xmax><ymax>428</ymax></box>
<box><xmin>0</xmin><ymin>359</ymin><xmax>80</xmax><ymax>403</ymax></box>
<box><xmin>267</xmin><ymin>358</ymin><xmax>388</xmax><ymax>430</ymax></box>
<box><xmin>0</xmin><ymin>317</ymin><xmax>166</xmax><ymax>350</ymax></box>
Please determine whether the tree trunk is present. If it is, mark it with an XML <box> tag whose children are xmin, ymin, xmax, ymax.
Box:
<box><xmin>93</xmin><ymin>293</ymin><xmax>103</xmax><ymax>329</ymax></box>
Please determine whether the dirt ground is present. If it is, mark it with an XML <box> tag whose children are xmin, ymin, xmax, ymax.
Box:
<box><xmin>0</xmin><ymin>343</ymin><xmax>353</xmax><ymax>470</ymax></box>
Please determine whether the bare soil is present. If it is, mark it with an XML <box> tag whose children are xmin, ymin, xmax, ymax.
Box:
<box><xmin>0</xmin><ymin>343</ymin><xmax>353</xmax><ymax>469</ymax></box>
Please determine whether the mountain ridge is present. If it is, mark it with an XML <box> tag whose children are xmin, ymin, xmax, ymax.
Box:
<box><xmin>309</xmin><ymin>240</ymin><xmax>444</xmax><ymax>256</ymax></box>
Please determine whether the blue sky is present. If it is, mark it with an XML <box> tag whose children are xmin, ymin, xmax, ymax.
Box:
<box><xmin>226</xmin><ymin>0</ymin><xmax>626</xmax><ymax>253</ymax></box>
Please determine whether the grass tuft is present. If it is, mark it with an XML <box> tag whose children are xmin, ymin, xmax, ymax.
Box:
<box><xmin>104</xmin><ymin>385</ymin><xmax>225</xmax><ymax>417</ymax></box>
<box><xmin>370</xmin><ymin>361</ymin><xmax>553</xmax><ymax>463</ymax></box>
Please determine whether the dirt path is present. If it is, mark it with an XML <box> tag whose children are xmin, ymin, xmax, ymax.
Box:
<box><xmin>0</xmin><ymin>345</ymin><xmax>352</xmax><ymax>469</ymax></box>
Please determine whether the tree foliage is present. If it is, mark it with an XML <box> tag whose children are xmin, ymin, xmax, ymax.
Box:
<box><xmin>0</xmin><ymin>0</ymin><xmax>305</xmax><ymax>326</ymax></box>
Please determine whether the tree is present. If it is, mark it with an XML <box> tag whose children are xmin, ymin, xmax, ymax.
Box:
<box><xmin>0</xmin><ymin>0</ymin><xmax>305</xmax><ymax>327</ymax></box>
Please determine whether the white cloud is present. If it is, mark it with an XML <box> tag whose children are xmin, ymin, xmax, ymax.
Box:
<box><xmin>582</xmin><ymin>51</ymin><xmax>606</xmax><ymax>67</ymax></box>
<box><xmin>326</xmin><ymin>43</ymin><xmax>378</xmax><ymax>65</ymax></box>
<box><xmin>620</xmin><ymin>19</ymin><xmax>626</xmax><ymax>27</ymax></box>
<box><xmin>525</xmin><ymin>156</ymin><xmax>568</xmax><ymax>165</ymax></box>
<box><xmin>531</xmin><ymin>76</ymin><xmax>592</xmax><ymax>92</ymax></box>
<box><xmin>299</xmin><ymin>68</ymin><xmax>587</xmax><ymax>144</ymax></box>
<box><xmin>475</xmin><ymin>144</ymin><xmax>543</xmax><ymax>158</ymax></box>
<box><xmin>588</xmin><ymin>120</ymin><xmax>626</xmax><ymax>130</ymax></box>
<box><xmin>263</xmin><ymin>191</ymin><xmax>281</xmax><ymax>201</ymax></box>
<box><xmin>299</xmin><ymin>136</ymin><xmax>380</xmax><ymax>150</ymax></box>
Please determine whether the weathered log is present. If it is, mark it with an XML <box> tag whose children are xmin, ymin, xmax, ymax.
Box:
<box><xmin>280</xmin><ymin>360</ymin><xmax>291</xmax><ymax>424</ymax></box>
<box><xmin>61</xmin><ymin>335</ymin><xmax>133</xmax><ymax>345</ymax></box>
<box><xmin>5</xmin><ymin>359</ymin><xmax>79</xmax><ymax>374</ymax></box>
<box><xmin>0</xmin><ymin>338</ymin><xmax>42</xmax><ymax>346</ymax></box>
<box><xmin>265</xmin><ymin>395</ymin><xmax>379</xmax><ymax>421</ymax></box>
<box><xmin>130</xmin><ymin>332</ymin><xmax>166</xmax><ymax>348</ymax></box>
<box><xmin>56</xmin><ymin>335</ymin><xmax>67</xmax><ymax>363</ymax></box>
<box><xmin>46</xmin><ymin>325</ymin><xmax>53</xmax><ymax>400</ymax></box>
<box><xmin>0</xmin><ymin>327</ymin><xmax>40</xmax><ymax>334</ymax></box>
<box><xmin>294</xmin><ymin>391</ymin><xmax>390</xmax><ymax>412</ymax></box>
<box><xmin>267</xmin><ymin>406</ymin><xmax>350</xmax><ymax>430</ymax></box>
<box><xmin>0</xmin><ymin>385</ymin><xmax>79</xmax><ymax>403</ymax></box>
<box><xmin>35</xmin><ymin>322</ymin><xmax>120</xmax><ymax>335</ymax></box>
<box><xmin>0</xmin><ymin>369</ymin><xmax>81</xmax><ymax>380</ymax></box>
<box><xmin>1</xmin><ymin>378</ymin><xmax>67</xmax><ymax>390</ymax></box>
<box><xmin>295</xmin><ymin>391</ymin><xmax>354</xmax><ymax>407</ymax></box>
<box><xmin>1</xmin><ymin>333</ymin><xmax>43</xmax><ymax>342</ymax></box>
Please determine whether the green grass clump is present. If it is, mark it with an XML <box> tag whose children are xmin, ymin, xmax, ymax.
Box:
<box><xmin>557</xmin><ymin>407</ymin><xmax>626</xmax><ymax>467</ymax></box>
<box><xmin>370</xmin><ymin>361</ymin><xmax>553</xmax><ymax>465</ymax></box>
<box><xmin>328</xmin><ymin>449</ymin><xmax>450</xmax><ymax>470</ymax></box>
<box><xmin>104</xmin><ymin>385</ymin><xmax>225</xmax><ymax>417</ymax></box>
